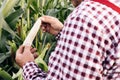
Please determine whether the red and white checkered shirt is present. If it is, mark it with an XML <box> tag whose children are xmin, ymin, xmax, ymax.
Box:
<box><xmin>23</xmin><ymin>0</ymin><xmax>120</xmax><ymax>80</ymax></box>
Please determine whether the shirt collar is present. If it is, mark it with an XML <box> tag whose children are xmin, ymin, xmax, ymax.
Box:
<box><xmin>83</xmin><ymin>0</ymin><xmax>120</xmax><ymax>6</ymax></box>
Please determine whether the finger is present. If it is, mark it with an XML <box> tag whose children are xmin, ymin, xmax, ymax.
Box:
<box><xmin>41</xmin><ymin>24</ymin><xmax>47</xmax><ymax>32</ymax></box>
<box><xmin>41</xmin><ymin>16</ymin><xmax>63</xmax><ymax>31</ymax></box>
<box><xmin>41</xmin><ymin>24</ymin><xmax>50</xmax><ymax>33</ymax></box>
<box><xmin>42</xmin><ymin>22</ymin><xmax>47</xmax><ymax>28</ymax></box>
<box><xmin>42</xmin><ymin>22</ymin><xmax>51</xmax><ymax>28</ymax></box>
<box><xmin>30</xmin><ymin>48</ymin><xmax>37</xmax><ymax>53</ymax></box>
<box><xmin>46</xmin><ymin>25</ymin><xmax>50</xmax><ymax>33</ymax></box>
<box><xmin>40</xmin><ymin>16</ymin><xmax>55</xmax><ymax>23</ymax></box>
<box><xmin>33</xmin><ymin>53</ymin><xmax>38</xmax><ymax>59</ymax></box>
<box><xmin>16</xmin><ymin>45</ymin><xmax>25</xmax><ymax>54</ymax></box>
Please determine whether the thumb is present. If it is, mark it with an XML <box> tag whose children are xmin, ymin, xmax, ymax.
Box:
<box><xmin>16</xmin><ymin>45</ymin><xmax>24</xmax><ymax>54</ymax></box>
<box><xmin>40</xmin><ymin>16</ymin><xmax>54</xmax><ymax>23</ymax></box>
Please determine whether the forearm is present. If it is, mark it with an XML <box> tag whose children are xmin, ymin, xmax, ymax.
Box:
<box><xmin>23</xmin><ymin>61</ymin><xmax>47</xmax><ymax>80</ymax></box>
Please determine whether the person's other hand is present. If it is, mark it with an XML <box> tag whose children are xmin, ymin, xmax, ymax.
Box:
<box><xmin>40</xmin><ymin>15</ymin><xmax>63</xmax><ymax>35</ymax></box>
<box><xmin>15</xmin><ymin>45</ymin><xmax>37</xmax><ymax>67</ymax></box>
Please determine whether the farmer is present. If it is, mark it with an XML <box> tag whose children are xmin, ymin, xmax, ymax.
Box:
<box><xmin>16</xmin><ymin>0</ymin><xmax>120</xmax><ymax>80</ymax></box>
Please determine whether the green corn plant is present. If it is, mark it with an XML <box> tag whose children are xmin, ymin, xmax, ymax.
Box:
<box><xmin>0</xmin><ymin>67</ymin><xmax>13</xmax><ymax>80</ymax></box>
<box><xmin>35</xmin><ymin>43</ymin><xmax>50</xmax><ymax>72</ymax></box>
<box><xmin>7</xmin><ymin>40</ymin><xmax>17</xmax><ymax>53</ymax></box>
<box><xmin>0</xmin><ymin>0</ymin><xmax>73</xmax><ymax>80</ymax></box>
<box><xmin>0</xmin><ymin>0</ymin><xmax>22</xmax><ymax>54</ymax></box>
<box><xmin>0</xmin><ymin>0</ymin><xmax>23</xmax><ymax>79</ymax></box>
<box><xmin>0</xmin><ymin>0</ymin><xmax>20</xmax><ymax>39</ymax></box>
<box><xmin>1</xmin><ymin>0</ymin><xmax>19</xmax><ymax>18</ymax></box>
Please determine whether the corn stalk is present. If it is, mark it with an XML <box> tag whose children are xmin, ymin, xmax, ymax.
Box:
<box><xmin>0</xmin><ymin>0</ymin><xmax>73</xmax><ymax>80</ymax></box>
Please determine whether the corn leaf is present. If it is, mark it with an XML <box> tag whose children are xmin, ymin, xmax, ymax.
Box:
<box><xmin>40</xmin><ymin>43</ymin><xmax>50</xmax><ymax>59</ymax></box>
<box><xmin>2</xmin><ymin>18</ymin><xmax>19</xmax><ymax>38</ymax></box>
<box><xmin>0</xmin><ymin>52</ymin><xmax>10</xmax><ymax>63</ymax></box>
<box><xmin>12</xmin><ymin>69</ymin><xmax>22</xmax><ymax>79</ymax></box>
<box><xmin>0</xmin><ymin>67</ymin><xmax>13</xmax><ymax>80</ymax></box>
<box><xmin>35</xmin><ymin>57</ymin><xmax>48</xmax><ymax>72</ymax></box>
<box><xmin>0</xmin><ymin>0</ymin><xmax>19</xmax><ymax>18</ymax></box>
<box><xmin>5</xmin><ymin>8</ymin><xmax>23</xmax><ymax>30</ymax></box>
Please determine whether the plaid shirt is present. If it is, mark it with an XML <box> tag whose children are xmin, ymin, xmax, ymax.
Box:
<box><xmin>23</xmin><ymin>0</ymin><xmax>120</xmax><ymax>80</ymax></box>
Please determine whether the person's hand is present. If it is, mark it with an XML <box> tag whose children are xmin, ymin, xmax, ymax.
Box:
<box><xmin>15</xmin><ymin>45</ymin><xmax>38</xmax><ymax>68</ymax></box>
<box><xmin>40</xmin><ymin>15</ymin><xmax>63</xmax><ymax>35</ymax></box>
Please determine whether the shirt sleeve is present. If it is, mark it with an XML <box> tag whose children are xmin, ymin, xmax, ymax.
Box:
<box><xmin>55</xmin><ymin>31</ymin><xmax>62</xmax><ymax>40</ymax></box>
<box><xmin>22</xmin><ymin>61</ymin><xmax>47</xmax><ymax>80</ymax></box>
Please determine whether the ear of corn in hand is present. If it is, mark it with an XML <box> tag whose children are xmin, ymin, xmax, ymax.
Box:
<box><xmin>23</xmin><ymin>18</ymin><xmax>42</xmax><ymax>46</ymax></box>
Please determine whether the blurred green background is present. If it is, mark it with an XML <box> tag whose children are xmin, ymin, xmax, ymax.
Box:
<box><xmin>0</xmin><ymin>0</ymin><xmax>74</xmax><ymax>80</ymax></box>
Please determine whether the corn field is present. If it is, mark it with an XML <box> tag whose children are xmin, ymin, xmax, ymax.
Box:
<box><xmin>0</xmin><ymin>0</ymin><xmax>74</xmax><ymax>80</ymax></box>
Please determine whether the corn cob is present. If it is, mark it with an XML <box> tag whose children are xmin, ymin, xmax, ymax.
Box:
<box><xmin>23</xmin><ymin>18</ymin><xmax>41</xmax><ymax>46</ymax></box>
